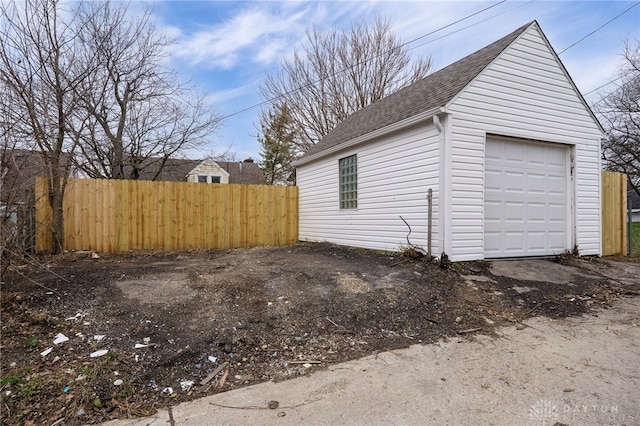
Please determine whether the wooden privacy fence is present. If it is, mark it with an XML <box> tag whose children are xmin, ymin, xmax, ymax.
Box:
<box><xmin>35</xmin><ymin>178</ymin><xmax>298</xmax><ymax>253</ymax></box>
<box><xmin>601</xmin><ymin>171</ymin><xmax>627</xmax><ymax>256</ymax></box>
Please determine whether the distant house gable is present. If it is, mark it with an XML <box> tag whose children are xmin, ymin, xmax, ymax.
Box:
<box><xmin>186</xmin><ymin>159</ymin><xmax>231</xmax><ymax>184</ymax></box>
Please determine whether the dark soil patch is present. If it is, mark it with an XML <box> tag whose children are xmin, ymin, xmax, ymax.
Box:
<box><xmin>0</xmin><ymin>243</ymin><xmax>635</xmax><ymax>425</ymax></box>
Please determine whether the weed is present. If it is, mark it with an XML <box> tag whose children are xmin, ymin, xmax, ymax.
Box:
<box><xmin>555</xmin><ymin>246</ymin><xmax>579</xmax><ymax>265</ymax></box>
<box><xmin>24</xmin><ymin>337</ymin><xmax>38</xmax><ymax>348</ymax></box>
<box><xmin>105</xmin><ymin>352</ymin><xmax>119</xmax><ymax>361</ymax></box>
<box><xmin>1</xmin><ymin>371</ymin><xmax>24</xmax><ymax>387</ymax></box>
<box><xmin>399</xmin><ymin>245</ymin><xmax>424</xmax><ymax>259</ymax></box>
<box><xmin>1</xmin><ymin>368</ymin><xmax>38</xmax><ymax>397</ymax></box>
<box><xmin>114</xmin><ymin>382</ymin><xmax>135</xmax><ymax>399</ymax></box>
<box><xmin>20</xmin><ymin>378</ymin><xmax>39</xmax><ymax>396</ymax></box>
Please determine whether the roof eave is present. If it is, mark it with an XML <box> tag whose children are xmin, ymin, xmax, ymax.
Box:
<box><xmin>294</xmin><ymin>107</ymin><xmax>440</xmax><ymax>167</ymax></box>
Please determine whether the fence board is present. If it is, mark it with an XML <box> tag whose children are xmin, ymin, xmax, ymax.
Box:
<box><xmin>35</xmin><ymin>177</ymin><xmax>298</xmax><ymax>253</ymax></box>
<box><xmin>601</xmin><ymin>171</ymin><xmax>628</xmax><ymax>256</ymax></box>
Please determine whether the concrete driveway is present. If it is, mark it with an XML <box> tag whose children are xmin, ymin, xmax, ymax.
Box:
<box><xmin>104</xmin><ymin>259</ymin><xmax>640</xmax><ymax>426</ymax></box>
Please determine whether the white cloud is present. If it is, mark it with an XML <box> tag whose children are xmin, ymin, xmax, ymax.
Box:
<box><xmin>171</xmin><ymin>6</ymin><xmax>309</xmax><ymax>69</ymax></box>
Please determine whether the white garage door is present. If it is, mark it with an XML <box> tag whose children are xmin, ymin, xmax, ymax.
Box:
<box><xmin>484</xmin><ymin>137</ymin><xmax>569</xmax><ymax>258</ymax></box>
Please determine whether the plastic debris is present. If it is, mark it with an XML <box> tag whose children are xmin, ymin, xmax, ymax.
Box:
<box><xmin>143</xmin><ymin>337</ymin><xmax>151</xmax><ymax>344</ymax></box>
<box><xmin>40</xmin><ymin>347</ymin><xmax>53</xmax><ymax>357</ymax></box>
<box><xmin>113</xmin><ymin>379</ymin><xmax>123</xmax><ymax>386</ymax></box>
<box><xmin>90</xmin><ymin>349</ymin><xmax>108</xmax><ymax>358</ymax></box>
<box><xmin>63</xmin><ymin>385</ymin><xmax>71</xmax><ymax>393</ymax></box>
<box><xmin>94</xmin><ymin>335</ymin><xmax>106</xmax><ymax>342</ymax></box>
<box><xmin>76</xmin><ymin>409</ymin><xmax>85</xmax><ymax>417</ymax></box>
<box><xmin>53</xmin><ymin>333</ymin><xmax>69</xmax><ymax>345</ymax></box>
<box><xmin>208</xmin><ymin>356</ymin><xmax>217</xmax><ymax>363</ymax></box>
<box><xmin>161</xmin><ymin>387</ymin><xmax>173</xmax><ymax>395</ymax></box>
<box><xmin>66</xmin><ymin>313</ymin><xmax>83</xmax><ymax>321</ymax></box>
<box><xmin>180</xmin><ymin>380</ymin><xmax>194</xmax><ymax>392</ymax></box>
<box><xmin>134</xmin><ymin>343</ymin><xmax>150</xmax><ymax>349</ymax></box>
<box><xmin>91</xmin><ymin>252</ymin><xmax>100</xmax><ymax>259</ymax></box>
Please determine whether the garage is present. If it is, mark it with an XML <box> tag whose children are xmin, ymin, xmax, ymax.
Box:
<box><xmin>296</xmin><ymin>21</ymin><xmax>603</xmax><ymax>261</ymax></box>
<box><xmin>484</xmin><ymin>136</ymin><xmax>571</xmax><ymax>258</ymax></box>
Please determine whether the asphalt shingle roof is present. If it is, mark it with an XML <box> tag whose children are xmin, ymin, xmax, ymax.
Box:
<box><xmin>303</xmin><ymin>21</ymin><xmax>533</xmax><ymax>158</ymax></box>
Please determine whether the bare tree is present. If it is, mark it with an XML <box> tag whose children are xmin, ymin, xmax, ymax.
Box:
<box><xmin>259</xmin><ymin>17</ymin><xmax>432</xmax><ymax>151</ymax></box>
<box><xmin>73</xmin><ymin>2</ymin><xmax>223</xmax><ymax>180</ymax></box>
<box><xmin>597</xmin><ymin>38</ymin><xmax>640</xmax><ymax>195</ymax></box>
<box><xmin>0</xmin><ymin>0</ymin><xmax>90</xmax><ymax>254</ymax></box>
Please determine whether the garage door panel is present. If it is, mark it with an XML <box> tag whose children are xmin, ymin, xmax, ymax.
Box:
<box><xmin>505</xmin><ymin>172</ymin><xmax>525</xmax><ymax>192</ymax></box>
<box><xmin>548</xmin><ymin>203</ymin><xmax>566</xmax><ymax>222</ymax></box>
<box><xmin>548</xmin><ymin>176</ymin><xmax>566</xmax><ymax>194</ymax></box>
<box><xmin>505</xmin><ymin>202</ymin><xmax>524</xmax><ymax>221</ymax></box>
<box><xmin>528</xmin><ymin>232</ymin><xmax>546</xmax><ymax>250</ymax></box>
<box><xmin>527</xmin><ymin>203</ymin><xmax>546</xmax><ymax>222</ymax></box>
<box><xmin>528</xmin><ymin>174</ymin><xmax>546</xmax><ymax>193</ymax></box>
<box><xmin>484</xmin><ymin>137</ymin><xmax>569</xmax><ymax>258</ymax></box>
<box><xmin>505</xmin><ymin>232</ymin><xmax>525</xmax><ymax>251</ymax></box>
<box><xmin>526</xmin><ymin>147</ymin><xmax>545</xmax><ymax>166</ymax></box>
<box><xmin>485</xmin><ymin>170</ymin><xmax>502</xmax><ymax>191</ymax></box>
<box><xmin>484</xmin><ymin>201</ymin><xmax>502</xmax><ymax>222</ymax></box>
<box><xmin>548</xmin><ymin>232</ymin><xmax>566</xmax><ymax>249</ymax></box>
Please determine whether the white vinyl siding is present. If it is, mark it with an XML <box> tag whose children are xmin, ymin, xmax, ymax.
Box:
<box><xmin>298</xmin><ymin>122</ymin><xmax>440</xmax><ymax>253</ymax></box>
<box><xmin>446</xmin><ymin>25</ymin><xmax>603</xmax><ymax>260</ymax></box>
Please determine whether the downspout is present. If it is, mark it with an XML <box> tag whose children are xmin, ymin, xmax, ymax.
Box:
<box><xmin>433</xmin><ymin>111</ymin><xmax>449</xmax><ymax>258</ymax></box>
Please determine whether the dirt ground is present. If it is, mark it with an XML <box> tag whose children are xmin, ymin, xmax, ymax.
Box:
<box><xmin>1</xmin><ymin>243</ymin><xmax>638</xmax><ymax>425</ymax></box>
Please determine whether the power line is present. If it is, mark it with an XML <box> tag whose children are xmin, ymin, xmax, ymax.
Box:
<box><xmin>588</xmin><ymin>74</ymin><xmax>640</xmax><ymax>107</ymax></box>
<box><xmin>558</xmin><ymin>2</ymin><xmax>640</xmax><ymax>55</ymax></box>
<box><xmin>220</xmin><ymin>0</ymin><xmax>637</xmax><ymax>124</ymax></box>
<box><xmin>407</xmin><ymin>0</ymin><xmax>535</xmax><ymax>53</ymax></box>
<box><xmin>584</xmin><ymin>74</ymin><xmax>626</xmax><ymax>97</ymax></box>
<box><xmin>218</xmin><ymin>0</ymin><xmax>509</xmax><ymax>121</ymax></box>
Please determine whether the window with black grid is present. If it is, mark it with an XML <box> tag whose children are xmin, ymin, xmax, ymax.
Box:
<box><xmin>339</xmin><ymin>154</ymin><xmax>357</xmax><ymax>209</ymax></box>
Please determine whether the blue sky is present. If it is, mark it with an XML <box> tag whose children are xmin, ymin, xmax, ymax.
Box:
<box><xmin>147</xmin><ymin>1</ymin><xmax>640</xmax><ymax>161</ymax></box>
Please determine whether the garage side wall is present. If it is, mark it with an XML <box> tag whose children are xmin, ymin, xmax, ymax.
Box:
<box><xmin>446</xmin><ymin>24</ymin><xmax>603</xmax><ymax>261</ymax></box>
<box><xmin>297</xmin><ymin>122</ymin><xmax>440</xmax><ymax>253</ymax></box>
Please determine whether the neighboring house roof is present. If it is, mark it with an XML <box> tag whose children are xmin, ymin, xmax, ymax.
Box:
<box><xmin>629</xmin><ymin>189</ymin><xmax>640</xmax><ymax>210</ymax></box>
<box><xmin>217</xmin><ymin>161</ymin><xmax>267</xmax><ymax>185</ymax></box>
<box><xmin>131</xmin><ymin>157</ymin><xmax>267</xmax><ymax>185</ymax></box>
<box><xmin>1</xmin><ymin>149</ymin><xmax>72</xmax><ymax>205</ymax></box>
<box><xmin>302</xmin><ymin>22</ymin><xmax>532</xmax><ymax>158</ymax></box>
<box><xmin>128</xmin><ymin>158</ymin><xmax>202</xmax><ymax>182</ymax></box>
